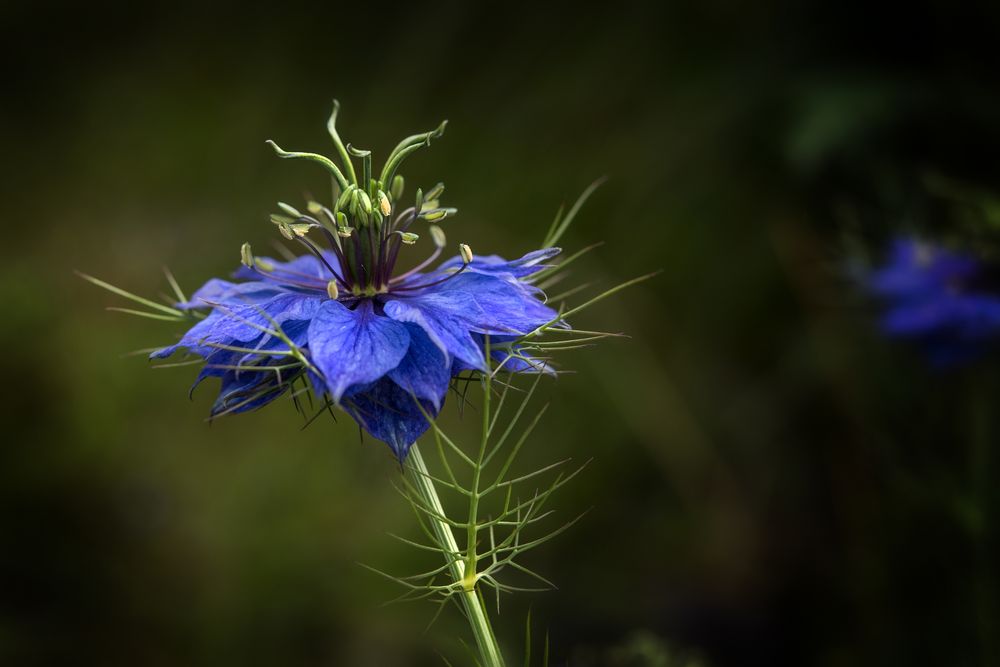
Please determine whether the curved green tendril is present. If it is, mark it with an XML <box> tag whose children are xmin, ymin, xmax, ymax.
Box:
<box><xmin>326</xmin><ymin>99</ymin><xmax>358</xmax><ymax>186</ymax></box>
<box><xmin>379</xmin><ymin>120</ymin><xmax>448</xmax><ymax>193</ymax></box>
<box><xmin>265</xmin><ymin>139</ymin><xmax>349</xmax><ymax>191</ymax></box>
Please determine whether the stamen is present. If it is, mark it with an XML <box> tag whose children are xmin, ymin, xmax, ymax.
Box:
<box><xmin>258</xmin><ymin>224</ymin><xmax>350</xmax><ymax>287</ymax></box>
<box><xmin>421</xmin><ymin>208</ymin><xmax>450</xmax><ymax>222</ymax></box>
<box><xmin>389</xmin><ymin>263</ymin><xmax>469</xmax><ymax>293</ymax></box>
<box><xmin>270</xmin><ymin>210</ymin><xmax>319</xmax><ymax>240</ymax></box>
<box><xmin>308</xmin><ymin>201</ymin><xmax>340</xmax><ymax>235</ymax></box>
<box><xmin>391</xmin><ymin>206</ymin><xmax>417</xmax><ymax>233</ymax></box>
<box><xmin>277</xmin><ymin>202</ymin><xmax>303</xmax><ymax>218</ymax></box>
<box><xmin>310</xmin><ymin>221</ymin><xmax>354</xmax><ymax>286</ymax></box>
<box><xmin>383</xmin><ymin>232</ymin><xmax>405</xmax><ymax>282</ymax></box>
<box><xmin>424</xmin><ymin>182</ymin><xmax>445</xmax><ymax>203</ymax></box>
<box><xmin>377</xmin><ymin>190</ymin><xmax>392</xmax><ymax>216</ymax></box>
<box><xmin>390</xmin><ymin>245</ymin><xmax>443</xmax><ymax>284</ymax></box>
<box><xmin>294</xmin><ymin>235</ymin><xmax>348</xmax><ymax>286</ymax></box>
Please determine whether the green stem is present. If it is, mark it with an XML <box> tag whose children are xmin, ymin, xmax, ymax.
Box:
<box><xmin>407</xmin><ymin>445</ymin><xmax>505</xmax><ymax>666</ymax></box>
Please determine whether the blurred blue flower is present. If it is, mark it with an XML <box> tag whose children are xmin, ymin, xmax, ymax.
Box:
<box><xmin>154</xmin><ymin>246</ymin><xmax>561</xmax><ymax>460</ymax></box>
<box><xmin>866</xmin><ymin>237</ymin><xmax>1000</xmax><ymax>365</ymax></box>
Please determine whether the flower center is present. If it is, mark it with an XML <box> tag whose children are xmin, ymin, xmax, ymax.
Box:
<box><xmin>250</xmin><ymin>102</ymin><xmax>473</xmax><ymax>299</ymax></box>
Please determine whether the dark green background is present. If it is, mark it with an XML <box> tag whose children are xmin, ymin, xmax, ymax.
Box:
<box><xmin>4</xmin><ymin>2</ymin><xmax>1000</xmax><ymax>665</ymax></box>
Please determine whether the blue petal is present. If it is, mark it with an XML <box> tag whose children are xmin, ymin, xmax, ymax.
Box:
<box><xmin>388</xmin><ymin>324</ymin><xmax>451</xmax><ymax>410</ymax></box>
<box><xmin>406</xmin><ymin>270</ymin><xmax>559</xmax><ymax>329</ymax></box>
<box><xmin>344</xmin><ymin>377</ymin><xmax>436</xmax><ymax>461</ymax></box>
<box><xmin>233</xmin><ymin>319</ymin><xmax>312</xmax><ymax>367</ymax></box>
<box><xmin>868</xmin><ymin>238</ymin><xmax>979</xmax><ymax>299</ymax></box>
<box><xmin>192</xmin><ymin>347</ymin><xmax>247</xmax><ymax>387</ymax></box>
<box><xmin>384</xmin><ymin>272</ymin><xmax>562</xmax><ymax>369</ymax></box>
<box><xmin>448</xmin><ymin>334</ymin><xmax>556</xmax><ymax>376</ymax></box>
<box><xmin>307</xmin><ymin>299</ymin><xmax>410</xmax><ymax>402</ymax></box>
<box><xmin>881</xmin><ymin>293</ymin><xmax>1000</xmax><ymax>339</ymax></box>
<box><xmin>153</xmin><ymin>292</ymin><xmax>323</xmax><ymax>359</ymax></box>
<box><xmin>444</xmin><ymin>273</ymin><xmax>561</xmax><ymax>335</ymax></box>
<box><xmin>383</xmin><ymin>296</ymin><xmax>487</xmax><ymax>370</ymax></box>
<box><xmin>880</xmin><ymin>294</ymin><xmax>957</xmax><ymax>337</ymax></box>
<box><xmin>192</xmin><ymin>319</ymin><xmax>313</xmax><ymax>392</ymax></box>
<box><xmin>177</xmin><ymin>278</ymin><xmax>287</xmax><ymax>310</ymax></box>
<box><xmin>210</xmin><ymin>360</ymin><xmax>294</xmax><ymax>416</ymax></box>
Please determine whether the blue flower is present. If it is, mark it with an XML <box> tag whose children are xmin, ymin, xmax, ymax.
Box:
<box><xmin>151</xmin><ymin>107</ymin><xmax>563</xmax><ymax>460</ymax></box>
<box><xmin>865</xmin><ymin>237</ymin><xmax>1000</xmax><ymax>365</ymax></box>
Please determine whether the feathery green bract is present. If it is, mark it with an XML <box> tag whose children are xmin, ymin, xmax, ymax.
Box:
<box><xmin>362</xmin><ymin>349</ymin><xmax>580</xmax><ymax>666</ymax></box>
<box><xmin>542</xmin><ymin>177</ymin><xmax>607</xmax><ymax>248</ymax></box>
<box><xmin>77</xmin><ymin>271</ymin><xmax>190</xmax><ymax>321</ymax></box>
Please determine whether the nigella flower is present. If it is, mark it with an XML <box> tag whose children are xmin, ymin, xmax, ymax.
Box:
<box><xmin>149</xmin><ymin>103</ymin><xmax>563</xmax><ymax>460</ymax></box>
<box><xmin>865</xmin><ymin>236</ymin><xmax>1000</xmax><ymax>365</ymax></box>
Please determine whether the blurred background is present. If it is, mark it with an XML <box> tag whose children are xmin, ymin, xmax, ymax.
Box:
<box><xmin>3</xmin><ymin>1</ymin><xmax>1000</xmax><ymax>665</ymax></box>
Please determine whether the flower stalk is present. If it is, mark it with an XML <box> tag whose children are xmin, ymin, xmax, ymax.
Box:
<box><xmin>406</xmin><ymin>444</ymin><xmax>505</xmax><ymax>666</ymax></box>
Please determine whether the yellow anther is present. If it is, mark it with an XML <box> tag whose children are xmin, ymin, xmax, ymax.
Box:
<box><xmin>459</xmin><ymin>243</ymin><xmax>474</xmax><ymax>264</ymax></box>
